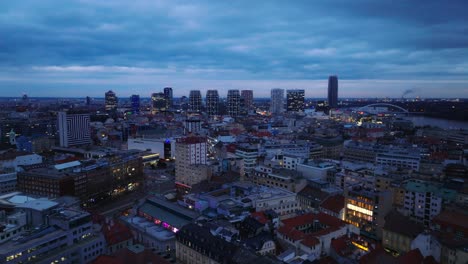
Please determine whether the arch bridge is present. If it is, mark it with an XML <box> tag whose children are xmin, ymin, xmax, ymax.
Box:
<box><xmin>358</xmin><ymin>103</ymin><xmax>409</xmax><ymax>113</ymax></box>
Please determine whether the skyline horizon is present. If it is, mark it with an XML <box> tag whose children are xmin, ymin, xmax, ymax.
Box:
<box><xmin>1</xmin><ymin>77</ymin><xmax>467</xmax><ymax>98</ymax></box>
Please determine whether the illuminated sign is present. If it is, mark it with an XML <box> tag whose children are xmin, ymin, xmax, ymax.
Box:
<box><xmin>347</xmin><ymin>203</ymin><xmax>373</xmax><ymax>216</ymax></box>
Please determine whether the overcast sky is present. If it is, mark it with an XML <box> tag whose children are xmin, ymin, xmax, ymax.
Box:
<box><xmin>0</xmin><ymin>0</ymin><xmax>467</xmax><ymax>98</ymax></box>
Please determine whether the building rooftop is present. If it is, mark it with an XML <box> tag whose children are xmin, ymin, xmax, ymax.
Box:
<box><xmin>16</xmin><ymin>198</ymin><xmax>58</xmax><ymax>211</ymax></box>
<box><xmin>383</xmin><ymin>210</ymin><xmax>424</xmax><ymax>238</ymax></box>
<box><xmin>404</xmin><ymin>180</ymin><xmax>457</xmax><ymax>201</ymax></box>
<box><xmin>320</xmin><ymin>195</ymin><xmax>345</xmax><ymax>214</ymax></box>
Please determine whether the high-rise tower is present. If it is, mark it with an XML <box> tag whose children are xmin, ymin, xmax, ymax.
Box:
<box><xmin>227</xmin><ymin>90</ymin><xmax>240</xmax><ymax>117</ymax></box>
<box><xmin>105</xmin><ymin>90</ymin><xmax>118</xmax><ymax>111</ymax></box>
<box><xmin>241</xmin><ymin>90</ymin><xmax>253</xmax><ymax>109</ymax></box>
<box><xmin>206</xmin><ymin>90</ymin><xmax>219</xmax><ymax>117</ymax></box>
<box><xmin>175</xmin><ymin>136</ymin><xmax>209</xmax><ymax>188</ymax></box>
<box><xmin>130</xmin><ymin>94</ymin><xmax>140</xmax><ymax>114</ymax></box>
<box><xmin>164</xmin><ymin>87</ymin><xmax>173</xmax><ymax>109</ymax></box>
<box><xmin>286</xmin><ymin>89</ymin><xmax>305</xmax><ymax>112</ymax></box>
<box><xmin>328</xmin><ymin>75</ymin><xmax>338</xmax><ymax>108</ymax></box>
<box><xmin>151</xmin><ymin>92</ymin><xmax>166</xmax><ymax>114</ymax></box>
<box><xmin>189</xmin><ymin>90</ymin><xmax>202</xmax><ymax>112</ymax></box>
<box><xmin>270</xmin><ymin>88</ymin><xmax>284</xmax><ymax>114</ymax></box>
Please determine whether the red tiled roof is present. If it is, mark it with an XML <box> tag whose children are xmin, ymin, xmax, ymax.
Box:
<box><xmin>278</xmin><ymin>213</ymin><xmax>347</xmax><ymax>250</ymax></box>
<box><xmin>301</xmin><ymin>236</ymin><xmax>320</xmax><ymax>247</ymax></box>
<box><xmin>93</xmin><ymin>248</ymin><xmax>171</xmax><ymax>264</ymax></box>
<box><xmin>102</xmin><ymin>221</ymin><xmax>133</xmax><ymax>246</ymax></box>
<box><xmin>432</xmin><ymin>210</ymin><xmax>468</xmax><ymax>231</ymax></box>
<box><xmin>359</xmin><ymin>248</ymin><xmax>396</xmax><ymax>264</ymax></box>
<box><xmin>92</xmin><ymin>255</ymin><xmax>124</xmax><ymax>264</ymax></box>
<box><xmin>251</xmin><ymin>211</ymin><xmax>268</xmax><ymax>225</ymax></box>
<box><xmin>320</xmin><ymin>195</ymin><xmax>345</xmax><ymax>214</ymax></box>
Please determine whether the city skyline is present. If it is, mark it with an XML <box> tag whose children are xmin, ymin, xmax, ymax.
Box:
<box><xmin>1</xmin><ymin>1</ymin><xmax>468</xmax><ymax>98</ymax></box>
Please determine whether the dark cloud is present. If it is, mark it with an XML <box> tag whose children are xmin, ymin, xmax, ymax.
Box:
<box><xmin>0</xmin><ymin>0</ymin><xmax>467</xmax><ymax>97</ymax></box>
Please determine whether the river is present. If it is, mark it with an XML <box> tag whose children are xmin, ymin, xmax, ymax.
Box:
<box><xmin>405</xmin><ymin>115</ymin><xmax>468</xmax><ymax>130</ymax></box>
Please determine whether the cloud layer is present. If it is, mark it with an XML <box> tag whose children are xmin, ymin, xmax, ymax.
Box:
<box><xmin>0</xmin><ymin>0</ymin><xmax>467</xmax><ymax>97</ymax></box>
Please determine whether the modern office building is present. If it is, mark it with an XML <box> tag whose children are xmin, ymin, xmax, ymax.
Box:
<box><xmin>270</xmin><ymin>88</ymin><xmax>284</xmax><ymax>114</ymax></box>
<box><xmin>151</xmin><ymin>92</ymin><xmax>166</xmax><ymax>114</ymax></box>
<box><xmin>0</xmin><ymin>207</ymin><xmax>106</xmax><ymax>264</ymax></box>
<box><xmin>227</xmin><ymin>90</ymin><xmax>240</xmax><ymax>117</ymax></box>
<box><xmin>241</xmin><ymin>90</ymin><xmax>253</xmax><ymax>109</ymax></box>
<box><xmin>328</xmin><ymin>75</ymin><xmax>338</xmax><ymax>108</ymax></box>
<box><xmin>105</xmin><ymin>90</ymin><xmax>118</xmax><ymax>111</ymax></box>
<box><xmin>130</xmin><ymin>94</ymin><xmax>140</xmax><ymax>114</ymax></box>
<box><xmin>188</xmin><ymin>90</ymin><xmax>202</xmax><ymax>112</ymax></box>
<box><xmin>235</xmin><ymin>144</ymin><xmax>258</xmax><ymax>178</ymax></box>
<box><xmin>163</xmin><ymin>87</ymin><xmax>173</xmax><ymax>109</ymax></box>
<box><xmin>58</xmin><ymin>111</ymin><xmax>91</xmax><ymax>147</ymax></box>
<box><xmin>286</xmin><ymin>89</ymin><xmax>305</xmax><ymax>112</ymax></box>
<box><xmin>175</xmin><ymin>136</ymin><xmax>210</xmax><ymax>188</ymax></box>
<box><xmin>344</xmin><ymin>186</ymin><xmax>393</xmax><ymax>240</ymax></box>
<box><xmin>18</xmin><ymin>151</ymin><xmax>143</xmax><ymax>202</ymax></box>
<box><xmin>206</xmin><ymin>90</ymin><xmax>219</xmax><ymax>116</ymax></box>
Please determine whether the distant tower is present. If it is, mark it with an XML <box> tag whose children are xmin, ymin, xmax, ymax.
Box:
<box><xmin>270</xmin><ymin>88</ymin><xmax>284</xmax><ymax>114</ymax></box>
<box><xmin>241</xmin><ymin>90</ymin><xmax>253</xmax><ymax>109</ymax></box>
<box><xmin>9</xmin><ymin>129</ymin><xmax>16</xmax><ymax>145</ymax></box>
<box><xmin>164</xmin><ymin>87</ymin><xmax>173</xmax><ymax>109</ymax></box>
<box><xmin>86</xmin><ymin>96</ymin><xmax>91</xmax><ymax>106</ymax></box>
<box><xmin>189</xmin><ymin>90</ymin><xmax>202</xmax><ymax>112</ymax></box>
<box><xmin>206</xmin><ymin>90</ymin><xmax>219</xmax><ymax>117</ymax></box>
<box><xmin>227</xmin><ymin>90</ymin><xmax>240</xmax><ymax>117</ymax></box>
<box><xmin>22</xmin><ymin>94</ymin><xmax>29</xmax><ymax>106</ymax></box>
<box><xmin>286</xmin><ymin>89</ymin><xmax>305</xmax><ymax>112</ymax></box>
<box><xmin>151</xmin><ymin>92</ymin><xmax>166</xmax><ymax>114</ymax></box>
<box><xmin>58</xmin><ymin>112</ymin><xmax>91</xmax><ymax>147</ymax></box>
<box><xmin>328</xmin><ymin>75</ymin><xmax>338</xmax><ymax>108</ymax></box>
<box><xmin>105</xmin><ymin>90</ymin><xmax>118</xmax><ymax>111</ymax></box>
<box><xmin>130</xmin><ymin>94</ymin><xmax>140</xmax><ymax>114</ymax></box>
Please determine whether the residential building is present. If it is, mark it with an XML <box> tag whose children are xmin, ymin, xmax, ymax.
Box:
<box><xmin>206</xmin><ymin>90</ymin><xmax>219</xmax><ymax>116</ymax></box>
<box><xmin>105</xmin><ymin>90</ymin><xmax>118</xmax><ymax>111</ymax></box>
<box><xmin>382</xmin><ymin>210</ymin><xmax>424</xmax><ymax>254</ymax></box>
<box><xmin>227</xmin><ymin>90</ymin><xmax>240</xmax><ymax>117</ymax></box>
<box><xmin>270</xmin><ymin>88</ymin><xmax>284</xmax><ymax>114</ymax></box>
<box><xmin>188</xmin><ymin>90</ymin><xmax>202</xmax><ymax>112</ymax></box>
<box><xmin>277</xmin><ymin>212</ymin><xmax>358</xmax><ymax>261</ymax></box>
<box><xmin>241</xmin><ymin>90</ymin><xmax>253</xmax><ymax>109</ymax></box>
<box><xmin>0</xmin><ymin>149</ymin><xmax>43</xmax><ymax>172</ymax></box>
<box><xmin>402</xmin><ymin>180</ymin><xmax>457</xmax><ymax>226</ymax></box>
<box><xmin>320</xmin><ymin>194</ymin><xmax>345</xmax><ymax>220</ymax></box>
<box><xmin>252</xmin><ymin>165</ymin><xmax>307</xmax><ymax>193</ymax></box>
<box><xmin>175</xmin><ymin>136</ymin><xmax>210</xmax><ymax>188</ymax></box>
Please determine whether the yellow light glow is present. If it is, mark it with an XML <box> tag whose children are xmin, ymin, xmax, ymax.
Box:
<box><xmin>347</xmin><ymin>203</ymin><xmax>373</xmax><ymax>216</ymax></box>
<box><xmin>352</xmin><ymin>241</ymin><xmax>369</xmax><ymax>251</ymax></box>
